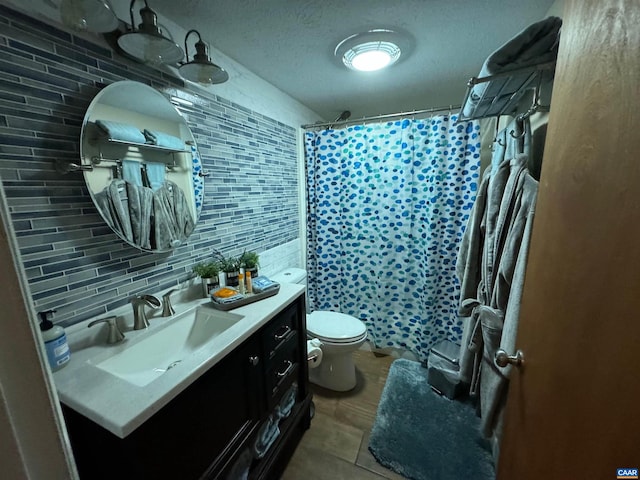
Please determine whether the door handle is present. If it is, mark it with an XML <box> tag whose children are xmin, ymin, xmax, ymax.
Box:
<box><xmin>495</xmin><ymin>349</ymin><xmax>524</xmax><ymax>368</ymax></box>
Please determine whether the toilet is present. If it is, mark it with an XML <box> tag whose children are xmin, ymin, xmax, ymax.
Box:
<box><xmin>271</xmin><ymin>268</ymin><xmax>367</xmax><ymax>392</ymax></box>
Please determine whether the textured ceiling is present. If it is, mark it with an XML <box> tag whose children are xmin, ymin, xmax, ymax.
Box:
<box><xmin>150</xmin><ymin>0</ymin><xmax>556</xmax><ymax>121</ymax></box>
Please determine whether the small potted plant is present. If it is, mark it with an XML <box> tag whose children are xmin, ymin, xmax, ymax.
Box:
<box><xmin>213</xmin><ymin>250</ymin><xmax>241</xmax><ymax>287</ymax></box>
<box><xmin>240</xmin><ymin>250</ymin><xmax>260</xmax><ymax>278</ymax></box>
<box><xmin>192</xmin><ymin>261</ymin><xmax>220</xmax><ymax>297</ymax></box>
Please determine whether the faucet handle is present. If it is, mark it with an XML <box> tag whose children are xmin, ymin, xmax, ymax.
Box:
<box><xmin>88</xmin><ymin>316</ymin><xmax>125</xmax><ymax>344</ymax></box>
<box><xmin>162</xmin><ymin>289</ymin><xmax>177</xmax><ymax>317</ymax></box>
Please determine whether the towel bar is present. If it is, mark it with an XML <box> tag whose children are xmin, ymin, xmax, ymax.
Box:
<box><xmin>456</xmin><ymin>61</ymin><xmax>555</xmax><ymax>123</ymax></box>
<box><xmin>55</xmin><ymin>160</ymin><xmax>93</xmax><ymax>174</ymax></box>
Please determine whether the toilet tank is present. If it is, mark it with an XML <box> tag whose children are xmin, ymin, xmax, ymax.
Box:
<box><xmin>271</xmin><ymin>268</ymin><xmax>307</xmax><ymax>286</ymax></box>
<box><xmin>272</xmin><ymin>268</ymin><xmax>310</xmax><ymax>313</ymax></box>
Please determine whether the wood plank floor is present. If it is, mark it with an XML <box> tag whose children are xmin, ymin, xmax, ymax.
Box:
<box><xmin>282</xmin><ymin>349</ymin><xmax>407</xmax><ymax>479</ymax></box>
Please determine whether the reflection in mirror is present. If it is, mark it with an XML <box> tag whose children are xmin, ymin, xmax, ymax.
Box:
<box><xmin>81</xmin><ymin>81</ymin><xmax>204</xmax><ymax>252</ymax></box>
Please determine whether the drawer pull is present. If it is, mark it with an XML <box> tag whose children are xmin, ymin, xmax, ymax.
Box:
<box><xmin>249</xmin><ymin>355</ymin><xmax>260</xmax><ymax>366</ymax></box>
<box><xmin>276</xmin><ymin>360</ymin><xmax>293</xmax><ymax>378</ymax></box>
<box><xmin>274</xmin><ymin>325</ymin><xmax>291</xmax><ymax>341</ymax></box>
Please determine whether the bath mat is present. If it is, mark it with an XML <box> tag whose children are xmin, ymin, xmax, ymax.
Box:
<box><xmin>369</xmin><ymin>358</ymin><xmax>495</xmax><ymax>480</ymax></box>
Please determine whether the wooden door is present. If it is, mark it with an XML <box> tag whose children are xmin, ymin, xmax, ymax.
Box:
<box><xmin>498</xmin><ymin>1</ymin><xmax>640</xmax><ymax>479</ymax></box>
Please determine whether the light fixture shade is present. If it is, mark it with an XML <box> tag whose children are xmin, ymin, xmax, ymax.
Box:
<box><xmin>118</xmin><ymin>31</ymin><xmax>183</xmax><ymax>65</ymax></box>
<box><xmin>117</xmin><ymin>1</ymin><xmax>184</xmax><ymax>65</ymax></box>
<box><xmin>335</xmin><ymin>29</ymin><xmax>408</xmax><ymax>72</ymax></box>
<box><xmin>343</xmin><ymin>41</ymin><xmax>401</xmax><ymax>71</ymax></box>
<box><xmin>60</xmin><ymin>0</ymin><xmax>119</xmax><ymax>33</ymax></box>
<box><xmin>179</xmin><ymin>30</ymin><xmax>228</xmax><ymax>85</ymax></box>
<box><xmin>180</xmin><ymin>61</ymin><xmax>229</xmax><ymax>84</ymax></box>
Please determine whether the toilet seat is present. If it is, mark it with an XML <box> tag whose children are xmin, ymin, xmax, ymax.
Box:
<box><xmin>307</xmin><ymin>311</ymin><xmax>367</xmax><ymax>344</ymax></box>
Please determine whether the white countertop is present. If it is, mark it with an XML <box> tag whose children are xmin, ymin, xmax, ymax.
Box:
<box><xmin>53</xmin><ymin>283</ymin><xmax>304</xmax><ymax>438</ymax></box>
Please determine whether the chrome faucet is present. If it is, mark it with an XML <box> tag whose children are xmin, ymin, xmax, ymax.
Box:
<box><xmin>130</xmin><ymin>294</ymin><xmax>161</xmax><ymax>330</ymax></box>
<box><xmin>161</xmin><ymin>289</ymin><xmax>177</xmax><ymax>317</ymax></box>
<box><xmin>88</xmin><ymin>316</ymin><xmax>125</xmax><ymax>344</ymax></box>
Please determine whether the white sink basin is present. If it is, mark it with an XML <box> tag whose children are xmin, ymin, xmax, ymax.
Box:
<box><xmin>92</xmin><ymin>307</ymin><xmax>243</xmax><ymax>387</ymax></box>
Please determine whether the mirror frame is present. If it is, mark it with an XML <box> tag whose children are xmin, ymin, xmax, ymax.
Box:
<box><xmin>80</xmin><ymin>81</ymin><xmax>204</xmax><ymax>252</ymax></box>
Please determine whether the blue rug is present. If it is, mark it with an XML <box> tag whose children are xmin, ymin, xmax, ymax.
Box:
<box><xmin>369</xmin><ymin>359</ymin><xmax>495</xmax><ymax>480</ymax></box>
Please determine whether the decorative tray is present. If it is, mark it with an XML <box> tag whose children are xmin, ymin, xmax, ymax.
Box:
<box><xmin>209</xmin><ymin>285</ymin><xmax>280</xmax><ymax>311</ymax></box>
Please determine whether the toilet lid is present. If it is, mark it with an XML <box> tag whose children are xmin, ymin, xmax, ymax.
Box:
<box><xmin>307</xmin><ymin>311</ymin><xmax>367</xmax><ymax>343</ymax></box>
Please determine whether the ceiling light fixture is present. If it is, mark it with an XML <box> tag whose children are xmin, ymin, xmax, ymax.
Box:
<box><xmin>59</xmin><ymin>0</ymin><xmax>119</xmax><ymax>33</ymax></box>
<box><xmin>335</xmin><ymin>29</ymin><xmax>406</xmax><ymax>72</ymax></box>
<box><xmin>179</xmin><ymin>30</ymin><xmax>229</xmax><ymax>85</ymax></box>
<box><xmin>117</xmin><ymin>0</ymin><xmax>183</xmax><ymax>66</ymax></box>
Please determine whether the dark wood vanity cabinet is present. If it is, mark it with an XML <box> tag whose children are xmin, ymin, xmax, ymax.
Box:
<box><xmin>62</xmin><ymin>295</ymin><xmax>311</xmax><ymax>480</ymax></box>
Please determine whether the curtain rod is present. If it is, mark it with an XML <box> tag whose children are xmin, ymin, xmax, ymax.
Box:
<box><xmin>302</xmin><ymin>104</ymin><xmax>462</xmax><ymax>130</ymax></box>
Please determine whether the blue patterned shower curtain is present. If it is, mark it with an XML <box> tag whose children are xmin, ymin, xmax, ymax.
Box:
<box><xmin>304</xmin><ymin>115</ymin><xmax>481</xmax><ymax>361</ymax></box>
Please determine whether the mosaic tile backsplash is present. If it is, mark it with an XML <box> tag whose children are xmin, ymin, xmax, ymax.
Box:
<box><xmin>0</xmin><ymin>5</ymin><xmax>300</xmax><ymax>326</ymax></box>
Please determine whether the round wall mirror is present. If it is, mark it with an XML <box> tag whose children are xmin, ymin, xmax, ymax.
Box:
<box><xmin>80</xmin><ymin>81</ymin><xmax>204</xmax><ymax>252</ymax></box>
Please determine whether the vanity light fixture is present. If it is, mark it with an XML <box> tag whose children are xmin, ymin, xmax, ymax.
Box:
<box><xmin>117</xmin><ymin>0</ymin><xmax>183</xmax><ymax>66</ymax></box>
<box><xmin>179</xmin><ymin>30</ymin><xmax>229</xmax><ymax>85</ymax></box>
<box><xmin>59</xmin><ymin>0</ymin><xmax>119</xmax><ymax>33</ymax></box>
<box><xmin>335</xmin><ymin>29</ymin><xmax>405</xmax><ymax>72</ymax></box>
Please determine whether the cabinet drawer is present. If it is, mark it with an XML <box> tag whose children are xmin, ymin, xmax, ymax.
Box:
<box><xmin>263</xmin><ymin>302</ymin><xmax>298</xmax><ymax>358</ymax></box>
<box><xmin>265</xmin><ymin>334</ymin><xmax>299</xmax><ymax>409</ymax></box>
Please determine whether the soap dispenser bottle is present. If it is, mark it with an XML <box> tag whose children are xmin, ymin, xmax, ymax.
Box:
<box><xmin>38</xmin><ymin>309</ymin><xmax>70</xmax><ymax>371</ymax></box>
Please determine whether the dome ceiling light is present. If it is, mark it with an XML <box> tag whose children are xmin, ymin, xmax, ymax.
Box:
<box><xmin>335</xmin><ymin>29</ymin><xmax>407</xmax><ymax>72</ymax></box>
